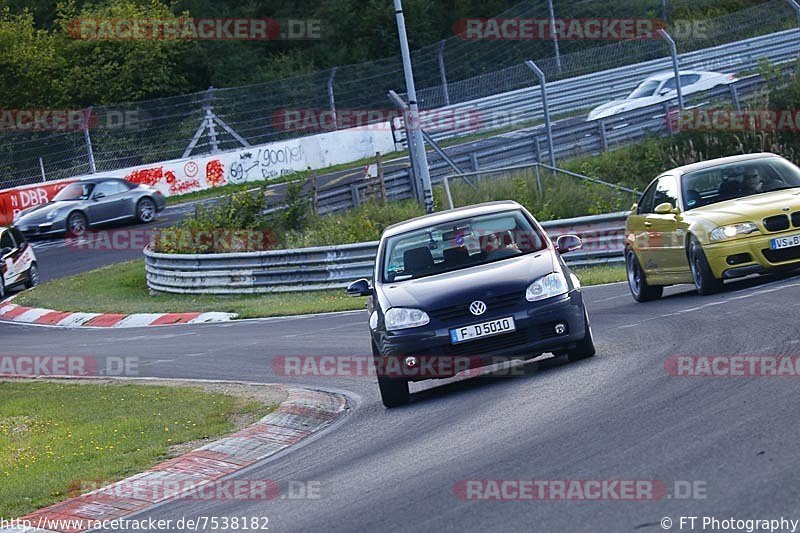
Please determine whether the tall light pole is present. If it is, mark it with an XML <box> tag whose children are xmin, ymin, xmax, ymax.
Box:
<box><xmin>394</xmin><ymin>0</ymin><xmax>434</xmax><ymax>213</ymax></box>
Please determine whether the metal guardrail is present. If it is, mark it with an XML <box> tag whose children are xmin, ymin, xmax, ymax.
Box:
<box><xmin>144</xmin><ymin>212</ymin><xmax>627</xmax><ymax>294</ymax></box>
<box><xmin>396</xmin><ymin>28</ymin><xmax>800</xmax><ymax>144</ymax></box>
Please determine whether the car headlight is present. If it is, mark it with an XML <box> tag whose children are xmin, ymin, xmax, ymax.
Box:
<box><xmin>384</xmin><ymin>307</ymin><xmax>430</xmax><ymax>331</ymax></box>
<box><xmin>526</xmin><ymin>272</ymin><xmax>569</xmax><ymax>302</ymax></box>
<box><xmin>709</xmin><ymin>222</ymin><xmax>759</xmax><ymax>242</ymax></box>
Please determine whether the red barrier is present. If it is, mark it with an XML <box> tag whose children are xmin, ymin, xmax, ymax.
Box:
<box><xmin>0</xmin><ymin>180</ymin><xmax>75</xmax><ymax>226</ymax></box>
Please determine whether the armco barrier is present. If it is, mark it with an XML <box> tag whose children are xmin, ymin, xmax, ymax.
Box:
<box><xmin>144</xmin><ymin>212</ymin><xmax>627</xmax><ymax>294</ymax></box>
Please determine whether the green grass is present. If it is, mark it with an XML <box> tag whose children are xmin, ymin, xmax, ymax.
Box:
<box><xmin>0</xmin><ymin>381</ymin><xmax>274</xmax><ymax>518</ymax></box>
<box><xmin>572</xmin><ymin>264</ymin><xmax>626</xmax><ymax>286</ymax></box>
<box><xmin>14</xmin><ymin>260</ymin><xmax>625</xmax><ymax>318</ymax></box>
<box><xmin>13</xmin><ymin>260</ymin><xmax>366</xmax><ymax>318</ymax></box>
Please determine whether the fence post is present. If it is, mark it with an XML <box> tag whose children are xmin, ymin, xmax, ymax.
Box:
<box><xmin>661</xmin><ymin>0</ymin><xmax>669</xmax><ymax>22</ymax></box>
<box><xmin>376</xmin><ymin>152</ymin><xmax>386</xmax><ymax>204</ymax></box>
<box><xmin>470</xmin><ymin>152</ymin><xmax>479</xmax><ymax>171</ymax></box>
<box><xmin>525</xmin><ymin>60</ymin><xmax>556</xmax><ymax>168</ymax></box>
<box><xmin>438</xmin><ymin>40</ymin><xmax>451</xmax><ymax>106</ymax></box>
<box><xmin>547</xmin><ymin>0</ymin><xmax>562</xmax><ymax>75</ymax></box>
<box><xmin>658</xmin><ymin>29</ymin><xmax>684</xmax><ymax>110</ymax></box>
<box><xmin>39</xmin><ymin>157</ymin><xmax>46</xmax><ymax>182</ymax></box>
<box><xmin>204</xmin><ymin>87</ymin><xmax>219</xmax><ymax>154</ymax></box>
<box><xmin>787</xmin><ymin>0</ymin><xmax>800</xmax><ymax>27</ymax></box>
<box><xmin>442</xmin><ymin>175</ymin><xmax>454</xmax><ymax>209</ymax></box>
<box><xmin>534</xmin><ymin>163</ymin><xmax>543</xmax><ymax>196</ymax></box>
<box><xmin>83</xmin><ymin>108</ymin><xmax>96</xmax><ymax>173</ymax></box>
<box><xmin>327</xmin><ymin>67</ymin><xmax>338</xmax><ymax>130</ymax></box>
<box><xmin>598</xmin><ymin>119</ymin><xmax>608</xmax><ymax>152</ymax></box>
<box><xmin>729</xmin><ymin>84</ymin><xmax>741</xmax><ymax>111</ymax></box>
<box><xmin>310</xmin><ymin>172</ymin><xmax>318</xmax><ymax>215</ymax></box>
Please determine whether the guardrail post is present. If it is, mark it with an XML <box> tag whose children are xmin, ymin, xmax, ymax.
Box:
<box><xmin>442</xmin><ymin>175</ymin><xmax>455</xmax><ymax>209</ymax></box>
<box><xmin>351</xmin><ymin>184</ymin><xmax>361</xmax><ymax>207</ymax></box>
<box><xmin>83</xmin><ymin>107</ymin><xmax>96</xmax><ymax>173</ymax></box>
<box><xmin>327</xmin><ymin>67</ymin><xmax>338</xmax><ymax>130</ymax></box>
<box><xmin>470</xmin><ymin>152</ymin><xmax>479</xmax><ymax>171</ymax></box>
<box><xmin>438</xmin><ymin>40</ymin><xmax>450</xmax><ymax>106</ymax></box>
<box><xmin>598</xmin><ymin>120</ymin><xmax>608</xmax><ymax>152</ymax></box>
<box><xmin>657</xmin><ymin>29</ymin><xmax>684</xmax><ymax>110</ymax></box>
<box><xmin>534</xmin><ymin>163</ymin><xmax>543</xmax><ymax>196</ymax></box>
<box><xmin>524</xmin><ymin>60</ymin><xmax>556</xmax><ymax>168</ymax></box>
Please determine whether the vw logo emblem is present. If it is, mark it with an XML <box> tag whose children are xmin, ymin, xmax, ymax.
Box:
<box><xmin>469</xmin><ymin>300</ymin><xmax>487</xmax><ymax>316</ymax></box>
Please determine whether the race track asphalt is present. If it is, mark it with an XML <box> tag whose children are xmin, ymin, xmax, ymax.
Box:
<box><xmin>3</xmin><ymin>274</ymin><xmax>800</xmax><ymax>532</ymax></box>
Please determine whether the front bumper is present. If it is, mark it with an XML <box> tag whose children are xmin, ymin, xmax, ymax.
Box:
<box><xmin>17</xmin><ymin>219</ymin><xmax>68</xmax><ymax>238</ymax></box>
<box><xmin>374</xmin><ymin>290</ymin><xmax>587</xmax><ymax>381</ymax></box>
<box><xmin>704</xmin><ymin>230</ymin><xmax>800</xmax><ymax>279</ymax></box>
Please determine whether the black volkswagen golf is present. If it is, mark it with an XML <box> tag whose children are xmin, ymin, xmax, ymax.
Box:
<box><xmin>347</xmin><ymin>201</ymin><xmax>595</xmax><ymax>407</ymax></box>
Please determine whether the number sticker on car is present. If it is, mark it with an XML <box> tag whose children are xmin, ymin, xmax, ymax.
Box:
<box><xmin>450</xmin><ymin>317</ymin><xmax>516</xmax><ymax>344</ymax></box>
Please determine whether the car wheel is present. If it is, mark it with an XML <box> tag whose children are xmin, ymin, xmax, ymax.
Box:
<box><xmin>566</xmin><ymin>309</ymin><xmax>596</xmax><ymax>362</ymax></box>
<box><xmin>626</xmin><ymin>248</ymin><xmax>663</xmax><ymax>302</ymax></box>
<box><xmin>136</xmin><ymin>198</ymin><xmax>156</xmax><ymax>223</ymax></box>
<box><xmin>376</xmin><ymin>373</ymin><xmax>410</xmax><ymax>408</ymax></box>
<box><xmin>24</xmin><ymin>263</ymin><xmax>39</xmax><ymax>289</ymax></box>
<box><xmin>688</xmin><ymin>237</ymin><xmax>724</xmax><ymax>295</ymax></box>
<box><xmin>67</xmin><ymin>211</ymin><xmax>88</xmax><ymax>236</ymax></box>
<box><xmin>0</xmin><ymin>277</ymin><xmax>5</xmax><ymax>301</ymax></box>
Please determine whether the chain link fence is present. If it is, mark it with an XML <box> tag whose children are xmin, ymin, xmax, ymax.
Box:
<box><xmin>0</xmin><ymin>0</ymin><xmax>794</xmax><ymax>191</ymax></box>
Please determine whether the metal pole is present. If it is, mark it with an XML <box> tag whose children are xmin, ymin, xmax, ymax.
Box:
<box><xmin>442</xmin><ymin>175</ymin><xmax>454</xmax><ymax>210</ymax></box>
<box><xmin>39</xmin><ymin>157</ymin><xmax>46</xmax><ymax>182</ymax></box>
<box><xmin>658</xmin><ymin>29</ymin><xmax>684</xmax><ymax>110</ymax></box>
<box><xmin>394</xmin><ymin>0</ymin><xmax>434</xmax><ymax>213</ymax></box>
<box><xmin>437</xmin><ymin>40</ymin><xmax>450</xmax><ymax>106</ymax></box>
<box><xmin>83</xmin><ymin>108</ymin><xmax>96</xmax><ymax>173</ymax></box>
<box><xmin>547</xmin><ymin>0</ymin><xmax>562</xmax><ymax>75</ymax></box>
<box><xmin>787</xmin><ymin>0</ymin><xmax>800</xmax><ymax>27</ymax></box>
<box><xmin>525</xmin><ymin>60</ymin><xmax>555</xmax><ymax>168</ymax></box>
<box><xmin>327</xmin><ymin>67</ymin><xmax>338</xmax><ymax>130</ymax></box>
<box><xmin>661</xmin><ymin>0</ymin><xmax>669</xmax><ymax>22</ymax></box>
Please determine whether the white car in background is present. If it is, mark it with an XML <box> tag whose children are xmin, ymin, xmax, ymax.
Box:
<box><xmin>0</xmin><ymin>226</ymin><xmax>39</xmax><ymax>300</ymax></box>
<box><xmin>587</xmin><ymin>70</ymin><xmax>736</xmax><ymax>121</ymax></box>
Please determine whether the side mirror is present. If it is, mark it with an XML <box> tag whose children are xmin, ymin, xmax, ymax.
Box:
<box><xmin>93</xmin><ymin>192</ymin><xmax>106</xmax><ymax>200</ymax></box>
<box><xmin>654</xmin><ymin>202</ymin><xmax>676</xmax><ymax>215</ymax></box>
<box><xmin>556</xmin><ymin>235</ymin><xmax>582</xmax><ymax>254</ymax></box>
<box><xmin>346</xmin><ymin>278</ymin><xmax>373</xmax><ymax>297</ymax></box>
<box><xmin>630</xmin><ymin>203</ymin><xmax>638</xmax><ymax>212</ymax></box>
<box><xmin>659</xmin><ymin>88</ymin><xmax>671</xmax><ymax>96</ymax></box>
<box><xmin>0</xmin><ymin>247</ymin><xmax>12</xmax><ymax>259</ymax></box>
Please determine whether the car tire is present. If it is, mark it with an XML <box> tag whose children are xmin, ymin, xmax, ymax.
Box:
<box><xmin>24</xmin><ymin>263</ymin><xmax>39</xmax><ymax>289</ymax></box>
<box><xmin>688</xmin><ymin>237</ymin><xmax>724</xmax><ymax>295</ymax></box>
<box><xmin>136</xmin><ymin>198</ymin><xmax>156</xmax><ymax>223</ymax></box>
<box><xmin>626</xmin><ymin>248</ymin><xmax>663</xmax><ymax>302</ymax></box>
<box><xmin>377</xmin><ymin>373</ymin><xmax>410</xmax><ymax>408</ymax></box>
<box><xmin>66</xmin><ymin>211</ymin><xmax>88</xmax><ymax>236</ymax></box>
<box><xmin>566</xmin><ymin>309</ymin><xmax>596</xmax><ymax>362</ymax></box>
<box><xmin>0</xmin><ymin>277</ymin><xmax>5</xmax><ymax>301</ymax></box>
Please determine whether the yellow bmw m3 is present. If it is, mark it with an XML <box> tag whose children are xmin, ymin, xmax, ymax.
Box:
<box><xmin>625</xmin><ymin>153</ymin><xmax>800</xmax><ymax>301</ymax></box>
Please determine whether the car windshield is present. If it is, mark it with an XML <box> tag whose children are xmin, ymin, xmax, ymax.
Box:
<box><xmin>627</xmin><ymin>80</ymin><xmax>660</xmax><ymax>99</ymax></box>
<box><xmin>681</xmin><ymin>158</ymin><xmax>800</xmax><ymax>210</ymax></box>
<box><xmin>382</xmin><ymin>209</ymin><xmax>547</xmax><ymax>283</ymax></box>
<box><xmin>53</xmin><ymin>183</ymin><xmax>95</xmax><ymax>201</ymax></box>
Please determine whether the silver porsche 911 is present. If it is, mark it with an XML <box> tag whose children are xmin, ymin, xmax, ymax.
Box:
<box><xmin>14</xmin><ymin>177</ymin><xmax>166</xmax><ymax>237</ymax></box>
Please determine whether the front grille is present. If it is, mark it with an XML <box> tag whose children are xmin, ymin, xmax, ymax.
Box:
<box><xmin>792</xmin><ymin>212</ymin><xmax>800</xmax><ymax>228</ymax></box>
<box><xmin>764</xmin><ymin>215</ymin><xmax>790</xmax><ymax>232</ymax></box>
<box><xmin>762</xmin><ymin>247</ymin><xmax>800</xmax><ymax>264</ymax></box>
<box><xmin>429</xmin><ymin>291</ymin><xmax>523</xmax><ymax>322</ymax></box>
<box><xmin>445</xmin><ymin>329</ymin><xmax>530</xmax><ymax>356</ymax></box>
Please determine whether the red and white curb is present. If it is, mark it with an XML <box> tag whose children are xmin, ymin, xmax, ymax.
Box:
<box><xmin>0</xmin><ymin>302</ymin><xmax>236</xmax><ymax>328</ymax></box>
<box><xmin>1</xmin><ymin>384</ymin><xmax>349</xmax><ymax>533</ymax></box>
